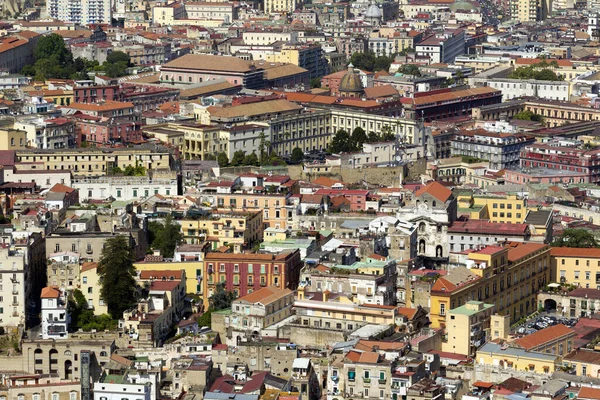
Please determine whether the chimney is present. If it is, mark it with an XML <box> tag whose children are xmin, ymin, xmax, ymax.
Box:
<box><xmin>323</xmin><ymin>290</ymin><xmax>330</xmax><ymax>302</ymax></box>
<box><xmin>297</xmin><ymin>286</ymin><xmax>305</xmax><ymax>300</ymax></box>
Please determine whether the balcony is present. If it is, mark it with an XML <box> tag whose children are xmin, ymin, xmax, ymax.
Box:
<box><xmin>363</xmin><ymin>378</ymin><xmax>371</xmax><ymax>383</ymax></box>
<box><xmin>378</xmin><ymin>379</ymin><xmax>386</xmax><ymax>385</ymax></box>
<box><xmin>331</xmin><ymin>376</ymin><xmax>339</xmax><ymax>383</ymax></box>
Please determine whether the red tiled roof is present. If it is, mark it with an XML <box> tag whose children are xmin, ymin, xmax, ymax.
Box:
<box><xmin>41</xmin><ymin>287</ymin><xmax>60</xmax><ymax>298</ymax></box>
<box><xmin>579</xmin><ymin>387</ymin><xmax>600</xmax><ymax>400</ymax></box>
<box><xmin>513</xmin><ymin>324</ymin><xmax>574</xmax><ymax>350</ymax></box>
<box><xmin>550</xmin><ymin>247</ymin><xmax>600</xmax><ymax>257</ymax></box>
<box><xmin>49</xmin><ymin>183</ymin><xmax>75</xmax><ymax>193</ymax></box>
<box><xmin>414</xmin><ymin>181</ymin><xmax>452</xmax><ymax>202</ymax></box>
<box><xmin>139</xmin><ymin>270</ymin><xmax>184</xmax><ymax>280</ymax></box>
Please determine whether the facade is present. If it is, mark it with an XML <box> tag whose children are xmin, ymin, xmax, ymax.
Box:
<box><xmin>451</xmin><ymin>130</ymin><xmax>535</xmax><ymax>170</ymax></box>
<box><xmin>415</xmin><ymin>29</ymin><xmax>465</xmax><ymax>64</ymax></box>
<box><xmin>179</xmin><ymin>211</ymin><xmax>263</xmax><ymax>252</ymax></box>
<box><xmin>481</xmin><ymin>78</ymin><xmax>569</xmax><ymax>101</ymax></box>
<box><xmin>265</xmin><ymin>0</ymin><xmax>297</xmax><ymax>14</ymax></box>
<box><xmin>339</xmin><ymin>350</ymin><xmax>392</xmax><ymax>400</ymax></box>
<box><xmin>80</xmin><ymin>262</ymin><xmax>108</xmax><ymax>315</ymax></box>
<box><xmin>226</xmin><ymin>286</ymin><xmax>294</xmax><ymax>345</ymax></box>
<box><xmin>202</xmin><ymin>251</ymin><xmax>302</xmax><ymax>309</ymax></box>
<box><xmin>160</xmin><ymin>54</ymin><xmax>265</xmax><ymax>89</ymax></box>
<box><xmin>510</xmin><ymin>0</ymin><xmax>551</xmax><ymax>21</ymax></box>
<box><xmin>0</xmin><ymin>375</ymin><xmax>81</xmax><ymax>400</ymax></box>
<box><xmin>475</xmin><ymin>341</ymin><xmax>560</xmax><ymax>375</ymax></box>
<box><xmin>448</xmin><ymin>220</ymin><xmax>531</xmax><ymax>253</ymax></box>
<box><xmin>0</xmin><ymin>32</ymin><xmax>40</xmax><ymax>73</ymax></box>
<box><xmin>551</xmin><ymin>247</ymin><xmax>600</xmax><ymax>286</ymax></box>
<box><xmin>430</xmin><ymin>243</ymin><xmax>551</xmax><ymax>329</ymax></box>
<box><xmin>40</xmin><ymin>287</ymin><xmax>69</xmax><ymax>339</ymax></box>
<box><xmin>47</xmin><ymin>252</ymin><xmax>80</xmax><ymax>290</ymax></box>
<box><xmin>520</xmin><ymin>143</ymin><xmax>600</xmax><ymax>184</ymax></box>
<box><xmin>46</xmin><ymin>0</ymin><xmax>111</xmax><ymax>24</ymax></box>
<box><xmin>443</xmin><ymin>301</ymin><xmax>495</xmax><ymax>356</ymax></box>
<box><xmin>72</xmin><ymin>175</ymin><xmax>178</xmax><ymax>201</ymax></box>
<box><xmin>513</xmin><ymin>323</ymin><xmax>575</xmax><ymax>356</ymax></box>
<box><xmin>0</xmin><ymin>246</ymin><xmax>27</xmax><ymax>332</ymax></box>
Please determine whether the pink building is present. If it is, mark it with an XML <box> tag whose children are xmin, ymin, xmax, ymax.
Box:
<box><xmin>504</xmin><ymin>168</ymin><xmax>589</xmax><ymax>185</ymax></box>
<box><xmin>314</xmin><ymin>188</ymin><xmax>370</xmax><ymax>211</ymax></box>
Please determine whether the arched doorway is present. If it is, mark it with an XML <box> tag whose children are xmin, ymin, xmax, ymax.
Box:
<box><xmin>64</xmin><ymin>360</ymin><xmax>72</xmax><ymax>380</ymax></box>
<box><xmin>544</xmin><ymin>299</ymin><xmax>557</xmax><ymax>312</ymax></box>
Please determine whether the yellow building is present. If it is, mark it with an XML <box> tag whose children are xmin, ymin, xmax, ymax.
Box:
<box><xmin>442</xmin><ymin>301</ymin><xmax>495</xmax><ymax>356</ymax></box>
<box><xmin>80</xmin><ymin>262</ymin><xmax>108</xmax><ymax>315</ymax></box>
<box><xmin>430</xmin><ymin>242</ymin><xmax>551</xmax><ymax>329</ymax></box>
<box><xmin>476</xmin><ymin>341</ymin><xmax>560</xmax><ymax>374</ymax></box>
<box><xmin>152</xmin><ymin>2</ymin><xmax>185</xmax><ymax>24</ymax></box>
<box><xmin>551</xmin><ymin>247</ymin><xmax>600</xmax><ymax>286</ymax></box>
<box><xmin>563</xmin><ymin>349</ymin><xmax>600</xmax><ymax>377</ymax></box>
<box><xmin>264</xmin><ymin>0</ymin><xmax>297</xmax><ymax>14</ymax></box>
<box><xmin>134</xmin><ymin>259</ymin><xmax>205</xmax><ymax>296</ymax></box>
<box><xmin>212</xmin><ymin>193</ymin><xmax>290</xmax><ymax>229</ymax></box>
<box><xmin>179</xmin><ymin>211</ymin><xmax>263</xmax><ymax>252</ymax></box>
<box><xmin>0</xmin><ymin>127</ymin><xmax>27</xmax><ymax>150</ymax></box>
<box><xmin>513</xmin><ymin>323</ymin><xmax>575</xmax><ymax>356</ymax></box>
<box><xmin>456</xmin><ymin>194</ymin><xmax>527</xmax><ymax>224</ymax></box>
<box><xmin>264</xmin><ymin>227</ymin><xmax>288</xmax><ymax>242</ymax></box>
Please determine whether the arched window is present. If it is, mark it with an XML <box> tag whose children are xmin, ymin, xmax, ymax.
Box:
<box><xmin>100</xmin><ymin>351</ymin><xmax>107</xmax><ymax>357</ymax></box>
<box><xmin>64</xmin><ymin>350</ymin><xmax>72</xmax><ymax>356</ymax></box>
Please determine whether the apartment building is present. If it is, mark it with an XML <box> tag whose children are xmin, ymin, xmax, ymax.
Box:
<box><xmin>448</xmin><ymin>220</ymin><xmax>531</xmax><ymax>253</ymax></box>
<box><xmin>0</xmin><ymin>32</ymin><xmax>40</xmax><ymax>73</ymax></box>
<box><xmin>340</xmin><ymin>350</ymin><xmax>392</xmax><ymax>400</ymax></box>
<box><xmin>46</xmin><ymin>0</ymin><xmax>111</xmax><ymax>23</ymax></box>
<box><xmin>415</xmin><ymin>29</ymin><xmax>466</xmax><ymax>64</ymax></box>
<box><xmin>450</xmin><ymin>130</ymin><xmax>535</xmax><ymax>170</ymax></box>
<box><xmin>430</xmin><ymin>243</ymin><xmax>551</xmax><ymax>329</ymax></box>
<box><xmin>46</xmin><ymin>231</ymin><xmax>146</xmax><ymax>263</ymax></box>
<box><xmin>563</xmin><ymin>349</ymin><xmax>600</xmax><ymax>377</ymax></box>
<box><xmin>456</xmin><ymin>194</ymin><xmax>527</xmax><ymax>224</ymax></box>
<box><xmin>202</xmin><ymin>251</ymin><xmax>302</xmax><ymax>309</ymax></box>
<box><xmin>15</xmin><ymin>147</ymin><xmax>172</xmax><ymax>177</ymax></box>
<box><xmin>40</xmin><ymin>286</ymin><xmax>69</xmax><ymax>339</ymax></box>
<box><xmin>295</xmin><ymin>287</ymin><xmax>404</xmax><ymax>330</ymax></box>
<box><xmin>443</xmin><ymin>301</ymin><xmax>495</xmax><ymax>356</ymax></box>
<box><xmin>523</xmin><ymin>99</ymin><xmax>600</xmax><ymax>127</ymax></box>
<box><xmin>479</xmin><ymin>78</ymin><xmax>570</xmax><ymax>101</ymax></box>
<box><xmin>208</xmin><ymin>193</ymin><xmax>292</xmax><ymax>229</ymax></box>
<box><xmin>72</xmin><ymin>174</ymin><xmax>178</xmax><ymax>201</ymax></box>
<box><xmin>79</xmin><ymin>262</ymin><xmax>108</xmax><ymax>315</ymax></box>
<box><xmin>47</xmin><ymin>252</ymin><xmax>80</xmax><ymax>290</ymax></box>
<box><xmin>520</xmin><ymin>143</ymin><xmax>600</xmax><ymax>184</ymax></box>
<box><xmin>179</xmin><ymin>211</ymin><xmax>263</xmax><ymax>252</ymax></box>
<box><xmin>0</xmin><ymin>375</ymin><xmax>81</xmax><ymax>400</ymax></box>
<box><xmin>265</xmin><ymin>0</ymin><xmax>298</xmax><ymax>14</ymax></box>
<box><xmin>0</xmin><ymin>246</ymin><xmax>27</xmax><ymax>332</ymax></box>
<box><xmin>224</xmin><ymin>286</ymin><xmax>294</xmax><ymax>345</ymax></box>
<box><xmin>510</xmin><ymin>0</ymin><xmax>551</xmax><ymax>21</ymax></box>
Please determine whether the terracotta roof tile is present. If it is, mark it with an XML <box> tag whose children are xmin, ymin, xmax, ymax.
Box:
<box><xmin>550</xmin><ymin>247</ymin><xmax>600</xmax><ymax>257</ymax></box>
<box><xmin>236</xmin><ymin>286</ymin><xmax>291</xmax><ymax>305</ymax></box>
<box><xmin>414</xmin><ymin>181</ymin><xmax>452</xmax><ymax>202</ymax></box>
<box><xmin>41</xmin><ymin>286</ymin><xmax>60</xmax><ymax>298</ymax></box>
<box><xmin>513</xmin><ymin>324</ymin><xmax>574</xmax><ymax>350</ymax></box>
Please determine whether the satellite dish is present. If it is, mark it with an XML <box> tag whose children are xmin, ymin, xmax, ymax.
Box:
<box><xmin>395</xmin><ymin>155</ymin><xmax>402</xmax><ymax>162</ymax></box>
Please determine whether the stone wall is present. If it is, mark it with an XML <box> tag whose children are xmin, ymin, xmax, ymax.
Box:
<box><xmin>474</xmin><ymin>363</ymin><xmax>551</xmax><ymax>385</ymax></box>
<box><xmin>279</xmin><ymin>324</ymin><xmax>346</xmax><ymax>348</ymax></box>
<box><xmin>288</xmin><ymin>159</ymin><xmax>427</xmax><ymax>187</ymax></box>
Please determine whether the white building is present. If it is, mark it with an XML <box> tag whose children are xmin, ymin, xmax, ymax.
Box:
<box><xmin>46</xmin><ymin>0</ymin><xmax>112</xmax><ymax>24</ymax></box>
<box><xmin>41</xmin><ymin>286</ymin><xmax>69</xmax><ymax>339</ymax></box>
<box><xmin>0</xmin><ymin>247</ymin><xmax>26</xmax><ymax>332</ymax></box>
<box><xmin>93</xmin><ymin>379</ymin><xmax>152</xmax><ymax>400</ymax></box>
<box><xmin>72</xmin><ymin>176</ymin><xmax>178</xmax><ymax>201</ymax></box>
<box><xmin>477</xmin><ymin>78</ymin><xmax>570</xmax><ymax>101</ymax></box>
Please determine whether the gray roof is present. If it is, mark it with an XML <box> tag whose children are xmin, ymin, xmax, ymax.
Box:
<box><xmin>478</xmin><ymin>342</ymin><xmax>559</xmax><ymax>362</ymax></box>
<box><xmin>204</xmin><ymin>393</ymin><xmax>258</xmax><ymax>400</ymax></box>
<box><xmin>525</xmin><ymin>209</ymin><xmax>552</xmax><ymax>225</ymax></box>
<box><xmin>340</xmin><ymin>219</ymin><xmax>369</xmax><ymax>230</ymax></box>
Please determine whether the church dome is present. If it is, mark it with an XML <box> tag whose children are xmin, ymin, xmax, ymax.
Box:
<box><xmin>339</xmin><ymin>64</ymin><xmax>363</xmax><ymax>94</ymax></box>
<box><xmin>365</xmin><ymin>3</ymin><xmax>382</xmax><ymax>18</ymax></box>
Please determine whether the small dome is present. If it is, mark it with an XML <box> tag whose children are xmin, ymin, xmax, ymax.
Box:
<box><xmin>339</xmin><ymin>64</ymin><xmax>363</xmax><ymax>93</ymax></box>
<box><xmin>365</xmin><ymin>3</ymin><xmax>382</xmax><ymax>18</ymax></box>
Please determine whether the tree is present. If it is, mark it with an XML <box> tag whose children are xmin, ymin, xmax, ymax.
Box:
<box><xmin>399</xmin><ymin>47</ymin><xmax>415</xmax><ymax>56</ymax></box>
<box><xmin>367</xmin><ymin>131</ymin><xmax>380</xmax><ymax>143</ymax></box>
<box><xmin>104</xmin><ymin>62</ymin><xmax>128</xmax><ymax>78</ymax></box>
<box><xmin>209</xmin><ymin>282</ymin><xmax>236</xmax><ymax>311</ymax></box>
<box><xmin>231</xmin><ymin>150</ymin><xmax>246</xmax><ymax>166</ymax></box>
<box><xmin>513</xmin><ymin>110</ymin><xmax>544</xmax><ymax>123</ymax></box>
<box><xmin>349</xmin><ymin>51</ymin><xmax>394</xmax><ymax>72</ymax></box>
<box><xmin>551</xmin><ymin>229</ymin><xmax>599</xmax><ymax>248</ymax></box>
<box><xmin>106</xmin><ymin>51</ymin><xmax>131</xmax><ymax>66</ymax></box>
<box><xmin>310</xmin><ymin>77</ymin><xmax>321</xmax><ymax>88</ymax></box>
<box><xmin>380</xmin><ymin>125</ymin><xmax>396</xmax><ymax>141</ymax></box>
<box><xmin>196</xmin><ymin>310</ymin><xmax>212</xmax><ymax>328</ymax></box>
<box><xmin>351</xmin><ymin>127</ymin><xmax>368</xmax><ymax>151</ymax></box>
<box><xmin>291</xmin><ymin>147</ymin><xmax>304</xmax><ymax>163</ymax></box>
<box><xmin>329</xmin><ymin>129</ymin><xmax>352</xmax><ymax>153</ymax></box>
<box><xmin>97</xmin><ymin>236</ymin><xmax>138</xmax><ymax>319</ymax></box>
<box><xmin>258</xmin><ymin>130</ymin><xmax>271</xmax><ymax>164</ymax></box>
<box><xmin>217</xmin><ymin>152</ymin><xmax>229</xmax><ymax>167</ymax></box>
<box><xmin>34</xmin><ymin>34</ymin><xmax>72</xmax><ymax>65</ymax></box>
<box><xmin>150</xmin><ymin>214</ymin><xmax>182</xmax><ymax>258</ymax></box>
<box><xmin>398</xmin><ymin>64</ymin><xmax>421</xmax><ymax>76</ymax></box>
<box><xmin>243</xmin><ymin>152</ymin><xmax>259</xmax><ymax>166</ymax></box>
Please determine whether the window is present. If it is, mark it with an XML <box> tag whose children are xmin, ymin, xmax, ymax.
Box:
<box><xmin>70</xmin><ymin>392</ymin><xmax>77</xmax><ymax>400</ymax></box>
<box><xmin>83</xmin><ymin>277</ymin><xmax>87</xmax><ymax>284</ymax></box>
<box><xmin>52</xmin><ymin>394</ymin><xmax>59</xmax><ymax>400</ymax></box>
<box><xmin>248</xmin><ymin>265</ymin><xmax>253</xmax><ymax>273</ymax></box>
<box><xmin>575</xmin><ymin>271</ymin><xmax>580</xmax><ymax>280</ymax></box>
<box><xmin>440</xmin><ymin>303</ymin><xmax>445</xmax><ymax>316</ymax></box>
<box><xmin>586</xmin><ymin>271</ymin><xmax>591</xmax><ymax>280</ymax></box>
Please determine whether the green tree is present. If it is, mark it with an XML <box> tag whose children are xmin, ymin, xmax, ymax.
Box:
<box><xmin>513</xmin><ymin>110</ymin><xmax>544</xmax><ymax>123</ymax></box>
<box><xmin>349</xmin><ymin>51</ymin><xmax>394</xmax><ymax>72</ymax></box>
<box><xmin>217</xmin><ymin>152</ymin><xmax>229</xmax><ymax>167</ymax></box>
<box><xmin>150</xmin><ymin>214</ymin><xmax>182</xmax><ymax>258</ymax></box>
<box><xmin>258</xmin><ymin>131</ymin><xmax>270</xmax><ymax>164</ymax></box>
<box><xmin>310</xmin><ymin>77</ymin><xmax>321</xmax><ymax>88</ymax></box>
<box><xmin>399</xmin><ymin>47</ymin><xmax>414</xmax><ymax>56</ymax></box>
<box><xmin>551</xmin><ymin>229</ymin><xmax>599</xmax><ymax>248</ymax></box>
<box><xmin>231</xmin><ymin>150</ymin><xmax>246</xmax><ymax>166</ymax></box>
<box><xmin>210</xmin><ymin>282</ymin><xmax>236</xmax><ymax>311</ymax></box>
<box><xmin>380</xmin><ymin>125</ymin><xmax>396</xmax><ymax>141</ymax></box>
<box><xmin>351</xmin><ymin>127</ymin><xmax>368</xmax><ymax>151</ymax></box>
<box><xmin>399</xmin><ymin>64</ymin><xmax>421</xmax><ymax>76</ymax></box>
<box><xmin>34</xmin><ymin>33</ymin><xmax>72</xmax><ymax>65</ymax></box>
<box><xmin>367</xmin><ymin>131</ymin><xmax>380</xmax><ymax>143</ymax></box>
<box><xmin>196</xmin><ymin>310</ymin><xmax>212</xmax><ymax>328</ymax></box>
<box><xmin>329</xmin><ymin>129</ymin><xmax>352</xmax><ymax>153</ymax></box>
<box><xmin>291</xmin><ymin>147</ymin><xmax>304</xmax><ymax>163</ymax></box>
<box><xmin>97</xmin><ymin>236</ymin><xmax>138</xmax><ymax>319</ymax></box>
<box><xmin>106</xmin><ymin>51</ymin><xmax>131</xmax><ymax>66</ymax></box>
<box><xmin>243</xmin><ymin>152</ymin><xmax>259</xmax><ymax>166</ymax></box>
<box><xmin>104</xmin><ymin>62</ymin><xmax>128</xmax><ymax>78</ymax></box>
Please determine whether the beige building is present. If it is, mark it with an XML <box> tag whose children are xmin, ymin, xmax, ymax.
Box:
<box><xmin>47</xmin><ymin>251</ymin><xmax>80</xmax><ymax>291</ymax></box>
<box><xmin>223</xmin><ymin>286</ymin><xmax>294</xmax><ymax>345</ymax></box>
<box><xmin>442</xmin><ymin>301</ymin><xmax>495</xmax><ymax>356</ymax></box>
<box><xmin>46</xmin><ymin>231</ymin><xmax>146</xmax><ymax>263</ymax></box>
<box><xmin>22</xmin><ymin>338</ymin><xmax>114</xmax><ymax>379</ymax></box>
<box><xmin>0</xmin><ymin>127</ymin><xmax>27</xmax><ymax>150</ymax></box>
<box><xmin>15</xmin><ymin>147</ymin><xmax>172</xmax><ymax>177</ymax></box>
<box><xmin>264</xmin><ymin>0</ymin><xmax>298</xmax><ymax>14</ymax></box>
<box><xmin>0</xmin><ymin>375</ymin><xmax>81</xmax><ymax>400</ymax></box>
<box><xmin>0</xmin><ymin>246</ymin><xmax>27</xmax><ymax>332</ymax></box>
<box><xmin>510</xmin><ymin>0</ymin><xmax>551</xmax><ymax>21</ymax></box>
<box><xmin>80</xmin><ymin>262</ymin><xmax>108</xmax><ymax>315</ymax></box>
<box><xmin>152</xmin><ymin>2</ymin><xmax>185</xmax><ymax>24</ymax></box>
<box><xmin>340</xmin><ymin>349</ymin><xmax>392</xmax><ymax>400</ymax></box>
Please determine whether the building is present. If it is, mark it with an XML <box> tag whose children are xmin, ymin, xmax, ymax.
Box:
<box><xmin>456</xmin><ymin>194</ymin><xmax>528</xmax><ymax>225</ymax></box>
<box><xmin>550</xmin><ymin>247</ymin><xmax>600</xmax><ymax>286</ymax></box>
<box><xmin>512</xmin><ymin>324</ymin><xmax>575</xmax><ymax>356</ymax></box>
<box><xmin>79</xmin><ymin>262</ymin><xmax>108</xmax><ymax>315</ymax></box>
<box><xmin>224</xmin><ymin>286</ymin><xmax>294</xmax><ymax>345</ymax></box>
<box><xmin>480</xmin><ymin>78</ymin><xmax>570</xmax><ymax>101</ymax></box>
<box><xmin>160</xmin><ymin>54</ymin><xmax>265</xmax><ymax>89</ymax></box>
<box><xmin>0</xmin><ymin>374</ymin><xmax>81</xmax><ymax>400</ymax></box>
<box><xmin>0</xmin><ymin>32</ymin><xmax>40</xmax><ymax>73</ymax></box>
<box><xmin>40</xmin><ymin>287</ymin><xmax>69</xmax><ymax>340</ymax></box>
<box><xmin>443</xmin><ymin>301</ymin><xmax>495</xmax><ymax>356</ymax></box>
<box><xmin>291</xmin><ymin>358</ymin><xmax>320</xmax><ymax>400</ymax></box>
<box><xmin>563</xmin><ymin>349</ymin><xmax>600</xmax><ymax>377</ymax></box>
<box><xmin>46</xmin><ymin>0</ymin><xmax>111</xmax><ymax>24</ymax></box>
<box><xmin>339</xmin><ymin>349</ymin><xmax>392</xmax><ymax>400</ymax></box>
<box><xmin>265</xmin><ymin>0</ymin><xmax>297</xmax><ymax>14</ymax></box>
<box><xmin>520</xmin><ymin>143</ymin><xmax>600</xmax><ymax>184</ymax></box>
<box><xmin>202</xmin><ymin>251</ymin><xmax>302</xmax><ymax>309</ymax></box>
<box><xmin>72</xmin><ymin>174</ymin><xmax>178</xmax><ymax>201</ymax></box>
<box><xmin>448</xmin><ymin>220</ymin><xmax>531</xmax><ymax>253</ymax></box>
<box><xmin>92</xmin><ymin>373</ymin><xmax>152</xmax><ymax>400</ymax></box>
<box><xmin>430</xmin><ymin>243</ymin><xmax>551</xmax><ymax>329</ymax></box>
<box><xmin>152</xmin><ymin>2</ymin><xmax>186</xmax><ymax>24</ymax></box>
<box><xmin>475</xmin><ymin>341</ymin><xmax>560</xmax><ymax>375</ymax></box>
<box><xmin>415</xmin><ymin>29</ymin><xmax>465</xmax><ymax>64</ymax></box>
<box><xmin>538</xmin><ymin>288</ymin><xmax>600</xmax><ymax>318</ymax></box>
<box><xmin>451</xmin><ymin>130</ymin><xmax>535</xmax><ymax>170</ymax></box>
<box><xmin>0</xmin><ymin>245</ymin><xmax>27</xmax><ymax>332</ymax></box>
<box><xmin>510</xmin><ymin>0</ymin><xmax>551</xmax><ymax>21</ymax></box>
